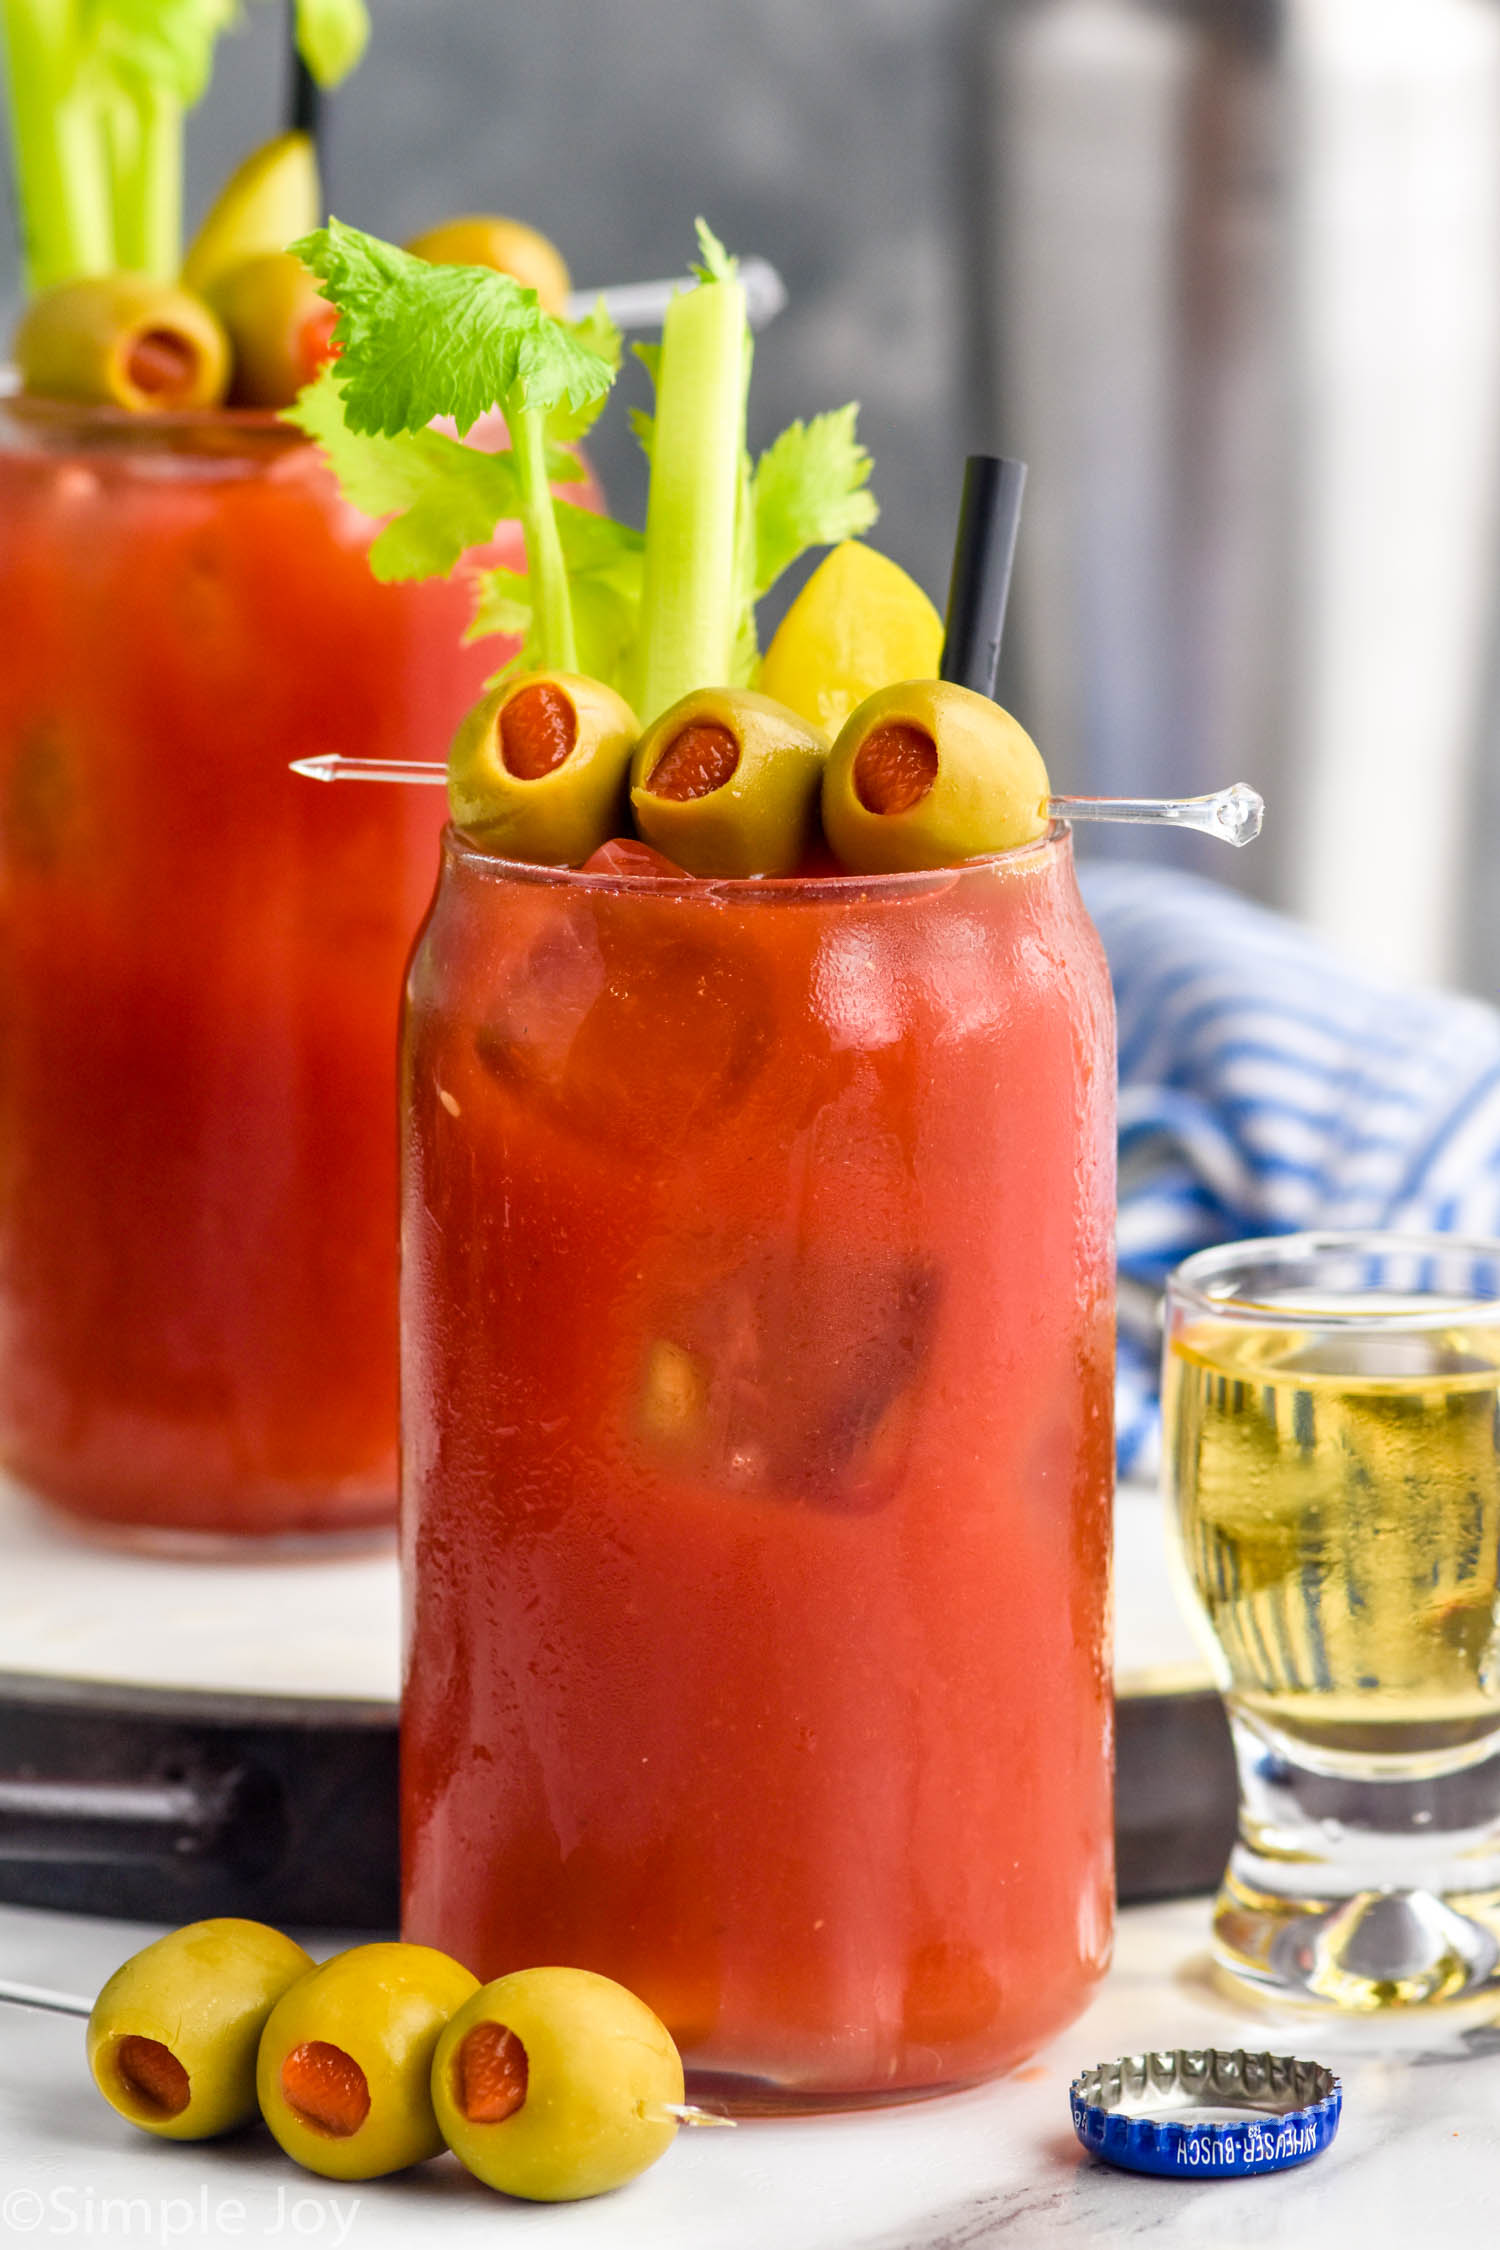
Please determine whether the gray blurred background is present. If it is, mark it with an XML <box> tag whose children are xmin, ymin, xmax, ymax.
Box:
<box><xmin>6</xmin><ymin>0</ymin><xmax>1500</xmax><ymax>999</ymax></box>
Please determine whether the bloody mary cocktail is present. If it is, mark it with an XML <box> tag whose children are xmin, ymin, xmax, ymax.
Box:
<box><xmin>400</xmin><ymin>822</ymin><xmax>1116</xmax><ymax>2106</ymax></box>
<box><xmin>0</xmin><ymin>403</ymin><xmax>507</xmax><ymax>1542</ymax></box>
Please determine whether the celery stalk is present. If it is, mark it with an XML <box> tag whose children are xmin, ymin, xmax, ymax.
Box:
<box><xmin>108</xmin><ymin>84</ymin><xmax>182</xmax><ymax>278</ymax></box>
<box><xmin>1</xmin><ymin>0</ymin><xmax>112</xmax><ymax>291</ymax></box>
<box><xmin>511</xmin><ymin>402</ymin><xmax>578</xmax><ymax>674</ymax></box>
<box><xmin>633</xmin><ymin>271</ymin><xmax>748</xmax><ymax>722</ymax></box>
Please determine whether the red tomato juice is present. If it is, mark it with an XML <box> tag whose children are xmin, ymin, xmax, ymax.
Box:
<box><xmin>0</xmin><ymin>403</ymin><xmax>513</xmax><ymax>1541</ymax></box>
<box><xmin>399</xmin><ymin>822</ymin><xmax>1116</xmax><ymax>2105</ymax></box>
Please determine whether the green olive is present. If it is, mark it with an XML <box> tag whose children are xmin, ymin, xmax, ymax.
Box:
<box><xmin>821</xmin><ymin>680</ymin><xmax>1051</xmax><ymax>873</ymax></box>
<box><xmin>431</xmin><ymin>1967</ymin><xmax>684</xmax><ymax>2203</ymax></box>
<box><xmin>406</xmin><ymin>216</ymin><xmax>571</xmax><ymax>315</ymax></box>
<box><xmin>13</xmin><ymin>274</ymin><xmax>230</xmax><ymax>412</ymax></box>
<box><xmin>182</xmin><ymin>131</ymin><xmax>321</xmax><ymax>299</ymax></box>
<box><xmin>257</xmin><ymin>1942</ymin><xmax>478</xmax><ymax>2181</ymax></box>
<box><xmin>86</xmin><ymin>1919</ymin><xmax>312</xmax><ymax>2142</ymax></box>
<box><xmin>448</xmin><ymin>671</ymin><xmax>639</xmax><ymax>864</ymax></box>
<box><xmin>630</xmin><ymin>688</ymin><xmax>830</xmax><ymax>877</ymax></box>
<box><xmin>206</xmin><ymin>250</ymin><xmax>338</xmax><ymax>408</ymax></box>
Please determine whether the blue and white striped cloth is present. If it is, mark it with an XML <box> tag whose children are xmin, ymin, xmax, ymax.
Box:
<box><xmin>1079</xmin><ymin>865</ymin><xmax>1500</xmax><ymax>1479</ymax></box>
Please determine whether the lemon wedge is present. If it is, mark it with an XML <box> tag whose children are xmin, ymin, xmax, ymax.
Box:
<box><xmin>759</xmin><ymin>542</ymin><xmax>944</xmax><ymax>737</ymax></box>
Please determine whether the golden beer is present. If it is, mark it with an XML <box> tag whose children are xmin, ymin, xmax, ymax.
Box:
<box><xmin>1165</xmin><ymin>1319</ymin><xmax>1500</xmax><ymax>1768</ymax></box>
<box><xmin>1163</xmin><ymin>1235</ymin><xmax>1500</xmax><ymax>2009</ymax></box>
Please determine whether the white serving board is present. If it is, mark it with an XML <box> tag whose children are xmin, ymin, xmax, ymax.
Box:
<box><xmin>0</xmin><ymin>1474</ymin><xmax>1204</xmax><ymax>1706</ymax></box>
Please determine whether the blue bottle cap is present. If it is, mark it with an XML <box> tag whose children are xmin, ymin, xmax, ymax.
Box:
<box><xmin>1069</xmin><ymin>2047</ymin><xmax>1341</xmax><ymax>2179</ymax></box>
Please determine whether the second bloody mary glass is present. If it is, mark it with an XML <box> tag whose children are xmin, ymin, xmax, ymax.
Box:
<box><xmin>400</xmin><ymin>820</ymin><xmax>1117</xmax><ymax>2107</ymax></box>
<box><xmin>0</xmin><ymin>399</ymin><xmax>507</xmax><ymax>1546</ymax></box>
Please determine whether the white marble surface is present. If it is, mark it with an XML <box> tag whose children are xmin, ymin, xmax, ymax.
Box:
<box><xmin>1</xmin><ymin>1892</ymin><xmax>1496</xmax><ymax>2247</ymax></box>
<box><xmin>0</xmin><ymin>1476</ymin><xmax>1203</xmax><ymax>1704</ymax></box>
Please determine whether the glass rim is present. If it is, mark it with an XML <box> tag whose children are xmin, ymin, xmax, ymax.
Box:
<box><xmin>1167</xmin><ymin>1229</ymin><xmax>1500</xmax><ymax>1328</ymax></box>
<box><xmin>0</xmin><ymin>383</ymin><xmax>305</xmax><ymax>451</ymax></box>
<box><xmin>439</xmin><ymin>817</ymin><xmax>1074</xmax><ymax>899</ymax></box>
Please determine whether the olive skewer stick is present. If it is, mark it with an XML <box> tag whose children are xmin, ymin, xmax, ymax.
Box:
<box><xmin>564</xmin><ymin>256</ymin><xmax>786</xmax><ymax>334</ymax></box>
<box><xmin>0</xmin><ymin>1975</ymin><xmax>91</xmax><ymax>2017</ymax></box>
<box><xmin>288</xmin><ymin>753</ymin><xmax>1263</xmax><ymax>846</ymax></box>
<box><xmin>0</xmin><ymin>1973</ymin><xmax>729</xmax><ymax>2127</ymax></box>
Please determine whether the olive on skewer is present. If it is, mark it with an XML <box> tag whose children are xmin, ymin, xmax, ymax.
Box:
<box><xmin>630</xmin><ymin>687</ymin><xmax>830</xmax><ymax>878</ymax></box>
<box><xmin>447</xmin><ymin>672</ymin><xmax>641</xmax><ymax>864</ymax></box>
<box><xmin>821</xmin><ymin>679</ymin><xmax>1050</xmax><ymax>873</ymax></box>
<box><xmin>431</xmin><ymin>1966</ymin><xmax>685</xmax><ymax>2202</ymax></box>
<box><xmin>257</xmin><ymin>1942</ymin><xmax>478</xmax><ymax>2181</ymax></box>
<box><xmin>86</xmin><ymin>1919</ymin><xmax>313</xmax><ymax>2141</ymax></box>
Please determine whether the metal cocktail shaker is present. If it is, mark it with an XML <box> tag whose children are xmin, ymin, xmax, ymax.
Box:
<box><xmin>981</xmin><ymin>0</ymin><xmax>1500</xmax><ymax>990</ymax></box>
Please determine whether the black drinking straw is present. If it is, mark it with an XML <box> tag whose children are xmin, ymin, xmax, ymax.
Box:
<box><xmin>286</xmin><ymin>5</ymin><xmax>326</xmax><ymax>184</ymax></box>
<box><xmin>939</xmin><ymin>454</ymin><xmax>1027</xmax><ymax>698</ymax></box>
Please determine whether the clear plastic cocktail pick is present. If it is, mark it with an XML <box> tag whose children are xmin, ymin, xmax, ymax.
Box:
<box><xmin>565</xmin><ymin>257</ymin><xmax>786</xmax><ymax>333</ymax></box>
<box><xmin>0</xmin><ymin>1975</ymin><xmax>733</xmax><ymax>2125</ymax></box>
<box><xmin>0</xmin><ymin>1976</ymin><xmax>91</xmax><ymax>2017</ymax></box>
<box><xmin>290</xmin><ymin>755</ymin><xmax>446</xmax><ymax>784</ymax></box>
<box><xmin>289</xmin><ymin>754</ymin><xmax>1264</xmax><ymax>845</ymax></box>
<box><xmin>0</xmin><ymin>1979</ymin><xmax>732</xmax><ymax>2124</ymax></box>
<box><xmin>1056</xmin><ymin>782</ymin><xmax>1263</xmax><ymax>847</ymax></box>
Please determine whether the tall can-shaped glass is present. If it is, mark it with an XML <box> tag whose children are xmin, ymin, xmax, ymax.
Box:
<box><xmin>0</xmin><ymin>401</ymin><xmax>507</xmax><ymax>1545</ymax></box>
<box><xmin>399</xmin><ymin>822</ymin><xmax>1116</xmax><ymax>2107</ymax></box>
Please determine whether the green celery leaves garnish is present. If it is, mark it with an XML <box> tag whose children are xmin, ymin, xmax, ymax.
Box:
<box><xmin>293</xmin><ymin>219</ymin><xmax>612</xmax><ymax>439</ymax></box>
<box><xmin>750</xmin><ymin>406</ymin><xmax>878</xmax><ymax>599</ymax></box>
<box><xmin>284</xmin><ymin>216</ymin><xmax>884</xmax><ymax>714</ymax></box>
<box><xmin>291</xmin><ymin>220</ymin><xmax>621</xmax><ymax>673</ymax></box>
<box><xmin>468</xmin><ymin>505</ymin><xmax>645</xmax><ymax>693</ymax></box>
<box><xmin>285</xmin><ymin>363</ymin><xmax>589</xmax><ymax>584</ymax></box>
<box><xmin>691</xmin><ymin>218</ymin><xmax>737</xmax><ymax>287</ymax></box>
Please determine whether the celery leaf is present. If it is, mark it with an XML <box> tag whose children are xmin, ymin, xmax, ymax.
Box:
<box><xmin>692</xmin><ymin>217</ymin><xmax>737</xmax><ymax>286</ymax></box>
<box><xmin>292</xmin><ymin>219</ymin><xmax>615</xmax><ymax>438</ymax></box>
<box><xmin>628</xmin><ymin>341</ymin><xmax>659</xmax><ymax>461</ymax></box>
<box><xmin>546</xmin><ymin>299</ymin><xmax>621</xmax><ymax>445</ymax></box>
<box><xmin>469</xmin><ymin>503</ymin><xmax>645</xmax><ymax>693</ymax></box>
<box><xmin>751</xmin><ymin>405</ymin><xmax>878</xmax><ymax>598</ymax></box>
<box><xmin>285</xmin><ymin>364</ymin><xmax>524</xmax><ymax>582</ymax></box>
<box><xmin>293</xmin><ymin>0</ymin><xmax>369</xmax><ymax>85</ymax></box>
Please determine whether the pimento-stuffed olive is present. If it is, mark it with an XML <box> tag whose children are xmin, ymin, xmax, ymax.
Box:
<box><xmin>447</xmin><ymin>672</ymin><xmax>639</xmax><ymax>865</ymax></box>
<box><xmin>821</xmin><ymin>680</ymin><xmax>1050</xmax><ymax>873</ymax></box>
<box><xmin>257</xmin><ymin>1943</ymin><xmax>478</xmax><ymax>2181</ymax></box>
<box><xmin>630</xmin><ymin>687</ymin><xmax>830</xmax><ymax>878</ymax></box>
<box><xmin>406</xmin><ymin>216</ymin><xmax>571</xmax><ymax>315</ymax></box>
<box><xmin>87</xmin><ymin>1919</ymin><xmax>313</xmax><ymax>2141</ymax></box>
<box><xmin>207</xmin><ymin>251</ymin><xmax>339</xmax><ymax>408</ymax></box>
<box><xmin>431</xmin><ymin>1967</ymin><xmax>684</xmax><ymax>2202</ymax></box>
<box><xmin>14</xmin><ymin>274</ymin><xmax>230</xmax><ymax>412</ymax></box>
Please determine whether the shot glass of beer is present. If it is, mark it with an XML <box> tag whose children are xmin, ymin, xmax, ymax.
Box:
<box><xmin>1163</xmin><ymin>1231</ymin><xmax>1500</xmax><ymax>2010</ymax></box>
